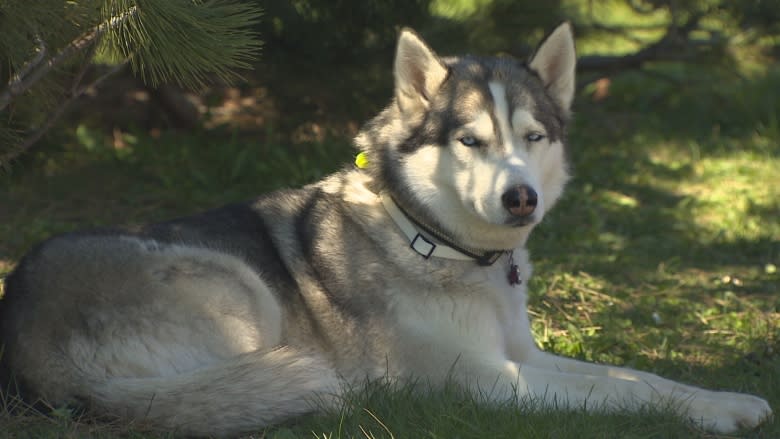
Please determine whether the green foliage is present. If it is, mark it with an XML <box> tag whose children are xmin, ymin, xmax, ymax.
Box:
<box><xmin>0</xmin><ymin>0</ymin><xmax>262</xmax><ymax>166</ymax></box>
<box><xmin>429</xmin><ymin>0</ymin><xmax>567</xmax><ymax>53</ymax></box>
<box><xmin>0</xmin><ymin>1</ymin><xmax>91</xmax><ymax>75</ymax></box>
<box><xmin>255</xmin><ymin>0</ymin><xmax>433</xmax><ymax>61</ymax></box>
<box><xmin>0</xmin><ymin>1</ymin><xmax>95</xmax><ymax>146</ymax></box>
<box><xmin>101</xmin><ymin>0</ymin><xmax>262</xmax><ymax>88</ymax></box>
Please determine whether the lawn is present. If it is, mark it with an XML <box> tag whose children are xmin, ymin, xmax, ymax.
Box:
<box><xmin>1</xmin><ymin>36</ymin><xmax>779</xmax><ymax>439</ymax></box>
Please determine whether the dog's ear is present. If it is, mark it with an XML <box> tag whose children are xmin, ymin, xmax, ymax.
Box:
<box><xmin>529</xmin><ymin>22</ymin><xmax>576</xmax><ymax>111</ymax></box>
<box><xmin>394</xmin><ymin>29</ymin><xmax>448</xmax><ymax>117</ymax></box>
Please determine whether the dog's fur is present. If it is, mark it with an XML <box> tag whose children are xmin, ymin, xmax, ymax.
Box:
<box><xmin>0</xmin><ymin>23</ymin><xmax>772</xmax><ymax>436</ymax></box>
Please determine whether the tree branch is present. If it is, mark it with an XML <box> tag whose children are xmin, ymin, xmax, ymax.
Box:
<box><xmin>577</xmin><ymin>13</ymin><xmax>710</xmax><ymax>73</ymax></box>
<box><xmin>9</xmin><ymin>34</ymin><xmax>47</xmax><ymax>87</ymax></box>
<box><xmin>0</xmin><ymin>60</ymin><xmax>130</xmax><ymax>167</ymax></box>
<box><xmin>0</xmin><ymin>6</ymin><xmax>138</xmax><ymax>112</ymax></box>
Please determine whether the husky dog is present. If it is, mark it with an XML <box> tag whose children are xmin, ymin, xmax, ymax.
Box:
<box><xmin>0</xmin><ymin>23</ymin><xmax>772</xmax><ymax>436</ymax></box>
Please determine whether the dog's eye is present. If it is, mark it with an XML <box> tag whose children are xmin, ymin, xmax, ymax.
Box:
<box><xmin>526</xmin><ymin>133</ymin><xmax>546</xmax><ymax>142</ymax></box>
<box><xmin>459</xmin><ymin>136</ymin><xmax>481</xmax><ymax>147</ymax></box>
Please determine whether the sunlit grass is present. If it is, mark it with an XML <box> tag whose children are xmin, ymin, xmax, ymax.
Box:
<box><xmin>664</xmin><ymin>150</ymin><xmax>780</xmax><ymax>242</ymax></box>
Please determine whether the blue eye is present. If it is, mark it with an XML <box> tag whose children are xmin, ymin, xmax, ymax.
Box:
<box><xmin>526</xmin><ymin>132</ymin><xmax>546</xmax><ymax>142</ymax></box>
<box><xmin>459</xmin><ymin>136</ymin><xmax>481</xmax><ymax>147</ymax></box>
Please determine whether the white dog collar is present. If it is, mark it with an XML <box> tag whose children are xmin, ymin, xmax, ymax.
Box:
<box><xmin>379</xmin><ymin>193</ymin><xmax>502</xmax><ymax>265</ymax></box>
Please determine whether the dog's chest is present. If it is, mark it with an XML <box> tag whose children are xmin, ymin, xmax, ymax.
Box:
<box><xmin>390</xmin><ymin>265</ymin><xmax>528</xmax><ymax>356</ymax></box>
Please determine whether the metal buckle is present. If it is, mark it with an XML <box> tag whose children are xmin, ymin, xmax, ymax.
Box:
<box><xmin>411</xmin><ymin>233</ymin><xmax>436</xmax><ymax>259</ymax></box>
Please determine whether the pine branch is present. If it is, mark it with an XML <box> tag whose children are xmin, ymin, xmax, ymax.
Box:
<box><xmin>104</xmin><ymin>0</ymin><xmax>263</xmax><ymax>89</ymax></box>
<box><xmin>1</xmin><ymin>1</ymin><xmax>262</xmax><ymax>164</ymax></box>
<box><xmin>0</xmin><ymin>60</ymin><xmax>130</xmax><ymax>167</ymax></box>
<box><xmin>9</xmin><ymin>34</ymin><xmax>47</xmax><ymax>89</ymax></box>
<box><xmin>0</xmin><ymin>6</ymin><xmax>139</xmax><ymax>112</ymax></box>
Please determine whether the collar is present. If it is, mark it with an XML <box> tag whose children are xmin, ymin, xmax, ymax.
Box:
<box><xmin>379</xmin><ymin>193</ymin><xmax>504</xmax><ymax>266</ymax></box>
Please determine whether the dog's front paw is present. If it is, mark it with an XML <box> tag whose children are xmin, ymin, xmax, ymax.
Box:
<box><xmin>688</xmin><ymin>391</ymin><xmax>772</xmax><ymax>433</ymax></box>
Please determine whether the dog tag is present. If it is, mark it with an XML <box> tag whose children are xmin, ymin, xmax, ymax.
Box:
<box><xmin>508</xmin><ymin>263</ymin><xmax>522</xmax><ymax>286</ymax></box>
<box><xmin>506</xmin><ymin>251</ymin><xmax>522</xmax><ymax>286</ymax></box>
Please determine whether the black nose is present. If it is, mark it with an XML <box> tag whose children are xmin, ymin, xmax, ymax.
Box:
<box><xmin>502</xmin><ymin>185</ymin><xmax>537</xmax><ymax>217</ymax></box>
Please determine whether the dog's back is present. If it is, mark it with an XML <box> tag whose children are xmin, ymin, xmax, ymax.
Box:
<box><xmin>0</xmin><ymin>190</ymin><xmax>346</xmax><ymax>435</ymax></box>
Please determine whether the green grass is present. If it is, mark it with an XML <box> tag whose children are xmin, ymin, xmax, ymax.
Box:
<box><xmin>1</xmin><ymin>56</ymin><xmax>779</xmax><ymax>439</ymax></box>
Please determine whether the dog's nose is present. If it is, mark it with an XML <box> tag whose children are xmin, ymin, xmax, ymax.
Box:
<box><xmin>502</xmin><ymin>185</ymin><xmax>537</xmax><ymax>217</ymax></box>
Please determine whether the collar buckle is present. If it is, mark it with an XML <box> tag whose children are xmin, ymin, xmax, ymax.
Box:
<box><xmin>410</xmin><ymin>233</ymin><xmax>436</xmax><ymax>259</ymax></box>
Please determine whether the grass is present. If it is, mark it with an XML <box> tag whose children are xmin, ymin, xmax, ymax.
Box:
<box><xmin>1</xmin><ymin>41</ymin><xmax>779</xmax><ymax>439</ymax></box>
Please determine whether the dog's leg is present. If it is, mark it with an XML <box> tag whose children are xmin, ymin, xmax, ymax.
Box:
<box><xmin>523</xmin><ymin>349</ymin><xmax>770</xmax><ymax>432</ymax></box>
<box><xmin>442</xmin><ymin>349</ymin><xmax>770</xmax><ymax>434</ymax></box>
<box><xmin>505</xmin><ymin>311</ymin><xmax>772</xmax><ymax>432</ymax></box>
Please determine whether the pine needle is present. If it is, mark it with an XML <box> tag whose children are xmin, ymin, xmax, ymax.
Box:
<box><xmin>101</xmin><ymin>0</ymin><xmax>263</xmax><ymax>89</ymax></box>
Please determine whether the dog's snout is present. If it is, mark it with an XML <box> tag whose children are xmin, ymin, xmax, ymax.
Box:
<box><xmin>502</xmin><ymin>185</ymin><xmax>537</xmax><ymax>217</ymax></box>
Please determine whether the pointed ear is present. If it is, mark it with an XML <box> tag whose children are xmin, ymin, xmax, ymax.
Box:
<box><xmin>394</xmin><ymin>29</ymin><xmax>449</xmax><ymax>116</ymax></box>
<box><xmin>529</xmin><ymin>22</ymin><xmax>576</xmax><ymax>111</ymax></box>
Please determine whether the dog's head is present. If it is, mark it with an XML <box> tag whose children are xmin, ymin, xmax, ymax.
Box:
<box><xmin>357</xmin><ymin>23</ymin><xmax>575</xmax><ymax>251</ymax></box>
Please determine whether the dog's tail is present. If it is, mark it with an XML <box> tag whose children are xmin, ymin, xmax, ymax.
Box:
<box><xmin>85</xmin><ymin>346</ymin><xmax>340</xmax><ymax>436</ymax></box>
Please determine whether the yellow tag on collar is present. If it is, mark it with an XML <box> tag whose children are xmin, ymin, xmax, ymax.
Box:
<box><xmin>355</xmin><ymin>152</ymin><xmax>369</xmax><ymax>169</ymax></box>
